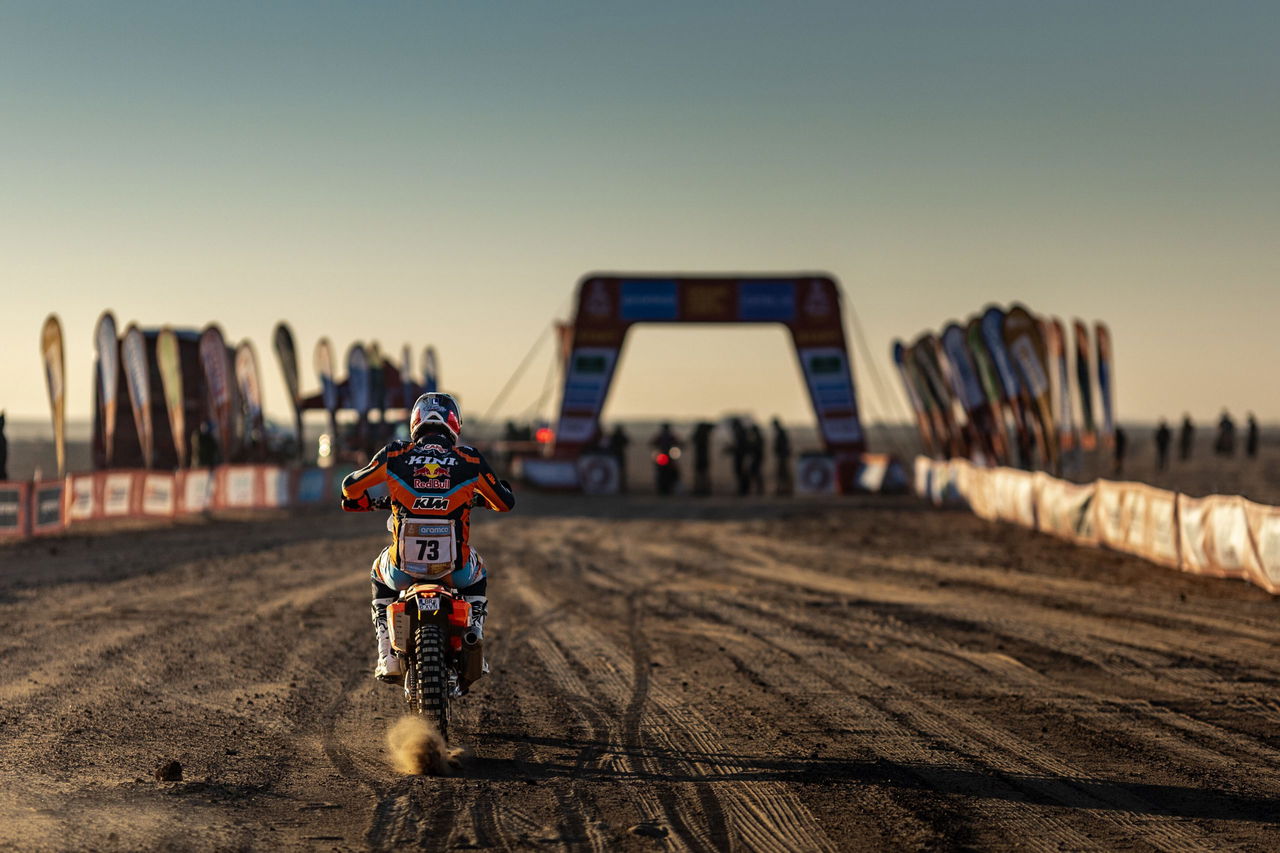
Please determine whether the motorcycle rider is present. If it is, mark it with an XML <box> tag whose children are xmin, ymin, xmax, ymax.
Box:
<box><xmin>341</xmin><ymin>392</ymin><xmax>515</xmax><ymax>686</ymax></box>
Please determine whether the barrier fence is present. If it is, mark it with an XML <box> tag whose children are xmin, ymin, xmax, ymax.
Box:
<box><xmin>914</xmin><ymin>456</ymin><xmax>1280</xmax><ymax>595</ymax></box>
<box><xmin>0</xmin><ymin>466</ymin><xmax>344</xmax><ymax>541</ymax></box>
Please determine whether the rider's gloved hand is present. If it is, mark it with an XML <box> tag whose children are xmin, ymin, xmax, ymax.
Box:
<box><xmin>341</xmin><ymin>494</ymin><xmax>372</xmax><ymax>512</ymax></box>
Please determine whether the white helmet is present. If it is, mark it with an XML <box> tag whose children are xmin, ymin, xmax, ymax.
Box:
<box><xmin>410</xmin><ymin>393</ymin><xmax>462</xmax><ymax>442</ymax></box>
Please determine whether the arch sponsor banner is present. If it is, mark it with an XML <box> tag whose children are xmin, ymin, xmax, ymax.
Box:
<box><xmin>555</xmin><ymin>275</ymin><xmax>864</xmax><ymax>462</ymax></box>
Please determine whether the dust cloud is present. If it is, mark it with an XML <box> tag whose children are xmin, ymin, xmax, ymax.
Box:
<box><xmin>386</xmin><ymin>716</ymin><xmax>466</xmax><ymax>776</ymax></box>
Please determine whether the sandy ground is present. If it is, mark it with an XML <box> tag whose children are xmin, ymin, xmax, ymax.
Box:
<box><xmin>2</xmin><ymin>493</ymin><xmax>1280</xmax><ymax>852</ymax></box>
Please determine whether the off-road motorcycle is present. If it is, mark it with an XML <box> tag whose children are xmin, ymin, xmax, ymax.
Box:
<box><xmin>370</xmin><ymin>496</ymin><xmax>484</xmax><ymax>741</ymax></box>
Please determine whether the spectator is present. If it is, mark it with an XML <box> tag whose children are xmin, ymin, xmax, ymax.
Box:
<box><xmin>1113</xmin><ymin>426</ymin><xmax>1127</xmax><ymax>477</ymax></box>
<box><xmin>771</xmin><ymin>417</ymin><xmax>792</xmax><ymax>495</ymax></box>
<box><xmin>196</xmin><ymin>421</ymin><xmax>219</xmax><ymax>467</ymax></box>
<box><xmin>1154</xmin><ymin>419</ymin><xmax>1172</xmax><ymax>472</ymax></box>
<box><xmin>745</xmin><ymin>423</ymin><xmax>765</xmax><ymax>495</ymax></box>
<box><xmin>1179</xmin><ymin>414</ymin><xmax>1195</xmax><ymax>462</ymax></box>
<box><xmin>1215</xmin><ymin>410</ymin><xmax>1236</xmax><ymax>457</ymax></box>
<box><xmin>726</xmin><ymin>418</ymin><xmax>749</xmax><ymax>495</ymax></box>
<box><xmin>1246</xmin><ymin>413</ymin><xmax>1259</xmax><ymax>459</ymax></box>
<box><xmin>0</xmin><ymin>411</ymin><xmax>7</xmax><ymax>481</ymax></box>
<box><xmin>691</xmin><ymin>422</ymin><xmax>714</xmax><ymax>496</ymax></box>
<box><xmin>650</xmin><ymin>423</ymin><xmax>680</xmax><ymax>495</ymax></box>
<box><xmin>608</xmin><ymin>425</ymin><xmax>631</xmax><ymax>493</ymax></box>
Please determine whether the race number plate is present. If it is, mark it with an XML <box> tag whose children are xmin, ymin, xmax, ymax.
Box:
<box><xmin>400</xmin><ymin>519</ymin><xmax>455</xmax><ymax>576</ymax></box>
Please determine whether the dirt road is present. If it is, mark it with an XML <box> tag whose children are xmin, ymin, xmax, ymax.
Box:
<box><xmin>2</xmin><ymin>494</ymin><xmax>1279</xmax><ymax>851</ymax></box>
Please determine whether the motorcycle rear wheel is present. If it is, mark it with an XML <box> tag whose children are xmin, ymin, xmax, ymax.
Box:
<box><xmin>414</xmin><ymin>623</ymin><xmax>449</xmax><ymax>741</ymax></box>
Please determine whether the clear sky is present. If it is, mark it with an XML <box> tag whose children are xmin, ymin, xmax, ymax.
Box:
<box><xmin>2</xmin><ymin>1</ymin><xmax>1277</xmax><ymax>432</ymax></box>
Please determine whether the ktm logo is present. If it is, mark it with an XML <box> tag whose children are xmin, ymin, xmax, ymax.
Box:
<box><xmin>412</xmin><ymin>496</ymin><xmax>449</xmax><ymax>510</ymax></box>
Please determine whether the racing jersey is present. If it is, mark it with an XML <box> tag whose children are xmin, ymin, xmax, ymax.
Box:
<box><xmin>341</xmin><ymin>439</ymin><xmax>515</xmax><ymax>576</ymax></box>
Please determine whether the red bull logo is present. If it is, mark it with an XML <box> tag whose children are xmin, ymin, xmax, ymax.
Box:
<box><xmin>413</xmin><ymin>462</ymin><xmax>450</xmax><ymax>490</ymax></box>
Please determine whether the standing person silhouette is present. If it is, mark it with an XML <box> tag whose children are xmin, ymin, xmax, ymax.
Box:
<box><xmin>608</xmin><ymin>425</ymin><xmax>631</xmax><ymax>493</ymax></box>
<box><xmin>691</xmin><ymin>422</ymin><xmax>714</xmax><ymax>496</ymax></box>
<box><xmin>727</xmin><ymin>418</ymin><xmax>749</xmax><ymax>496</ymax></box>
<box><xmin>1215</xmin><ymin>410</ymin><xmax>1236</xmax><ymax>457</ymax></box>
<box><xmin>0</xmin><ymin>411</ymin><xmax>8</xmax><ymax>481</ymax></box>
<box><xmin>1179</xmin><ymin>414</ymin><xmax>1195</xmax><ymax>462</ymax></box>
<box><xmin>1246</xmin><ymin>413</ymin><xmax>1259</xmax><ymax>459</ymax></box>
<box><xmin>1154</xmin><ymin>419</ymin><xmax>1172</xmax><ymax>472</ymax></box>
<box><xmin>745</xmin><ymin>423</ymin><xmax>765</xmax><ymax>495</ymax></box>
<box><xmin>1113</xmin><ymin>427</ymin><xmax>1128</xmax><ymax>477</ymax></box>
<box><xmin>771</xmin><ymin>417</ymin><xmax>792</xmax><ymax>495</ymax></box>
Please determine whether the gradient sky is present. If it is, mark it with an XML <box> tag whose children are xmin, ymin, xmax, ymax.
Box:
<box><xmin>3</xmin><ymin>1</ymin><xmax>1277</xmax><ymax>433</ymax></box>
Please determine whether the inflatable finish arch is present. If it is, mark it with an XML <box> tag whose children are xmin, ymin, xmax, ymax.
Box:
<box><xmin>554</xmin><ymin>274</ymin><xmax>866</xmax><ymax>457</ymax></box>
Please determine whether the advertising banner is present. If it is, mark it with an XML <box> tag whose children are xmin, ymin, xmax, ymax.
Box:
<box><xmin>122</xmin><ymin>324</ymin><xmax>156</xmax><ymax>469</ymax></box>
<box><xmin>368</xmin><ymin>342</ymin><xmax>387</xmax><ymax>417</ymax></box>
<box><xmin>180</xmin><ymin>469</ymin><xmax>213</xmax><ymax>514</ymax></box>
<box><xmin>892</xmin><ymin>340</ymin><xmax>934</xmax><ymax>455</ymax></box>
<box><xmin>199</xmin><ymin>325</ymin><xmax>235</xmax><ymax>462</ymax></box>
<box><xmin>422</xmin><ymin>346</ymin><xmax>439</xmax><ymax>395</ymax></box>
<box><xmin>1073</xmin><ymin>320</ymin><xmax>1096</xmax><ymax>449</ymax></box>
<box><xmin>1095</xmin><ymin>321</ymin><xmax>1115</xmax><ymax>449</ymax></box>
<box><xmin>40</xmin><ymin>314</ymin><xmax>67</xmax><ymax>476</ymax></box>
<box><xmin>555</xmin><ymin>275</ymin><xmax>864</xmax><ymax>464</ymax></box>
<box><xmin>1049</xmin><ymin>318</ymin><xmax>1078</xmax><ymax>453</ymax></box>
<box><xmin>941</xmin><ymin>322</ymin><xmax>1001</xmax><ymax>463</ymax></box>
<box><xmin>66</xmin><ymin>474</ymin><xmax>98</xmax><ymax>521</ymax></box>
<box><xmin>235</xmin><ymin>340</ymin><xmax>265</xmax><ymax>454</ymax></box>
<box><xmin>967</xmin><ymin>318</ymin><xmax>1015</xmax><ymax>462</ymax></box>
<box><xmin>912</xmin><ymin>335</ymin><xmax>961</xmax><ymax>457</ymax></box>
<box><xmin>399</xmin><ymin>345</ymin><xmax>417</xmax><ymax>408</ymax></box>
<box><xmin>156</xmin><ymin>328</ymin><xmax>187</xmax><ymax>468</ymax></box>
<box><xmin>0</xmin><ymin>483</ymin><xmax>28</xmax><ymax>537</ymax></box>
<box><xmin>102</xmin><ymin>472</ymin><xmax>135</xmax><ymax>517</ymax></box>
<box><xmin>1003</xmin><ymin>305</ymin><xmax>1057</xmax><ymax>472</ymax></box>
<box><xmin>314</xmin><ymin>337</ymin><xmax>338</xmax><ymax>436</ymax></box>
<box><xmin>94</xmin><ymin>311</ymin><xmax>121</xmax><ymax>467</ymax></box>
<box><xmin>141</xmin><ymin>473</ymin><xmax>176</xmax><ymax>516</ymax></box>
<box><xmin>31</xmin><ymin>481</ymin><xmax>64</xmax><ymax>535</ymax></box>
<box><xmin>273</xmin><ymin>322</ymin><xmax>303</xmax><ymax>450</ymax></box>
<box><xmin>346</xmin><ymin>343</ymin><xmax>371</xmax><ymax>416</ymax></box>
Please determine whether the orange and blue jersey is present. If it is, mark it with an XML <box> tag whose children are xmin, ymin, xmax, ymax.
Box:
<box><xmin>342</xmin><ymin>438</ymin><xmax>515</xmax><ymax>576</ymax></box>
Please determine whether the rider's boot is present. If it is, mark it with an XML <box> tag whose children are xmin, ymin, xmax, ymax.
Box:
<box><xmin>371</xmin><ymin>597</ymin><xmax>403</xmax><ymax>683</ymax></box>
<box><xmin>459</xmin><ymin>595</ymin><xmax>489</xmax><ymax>691</ymax></box>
